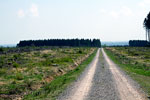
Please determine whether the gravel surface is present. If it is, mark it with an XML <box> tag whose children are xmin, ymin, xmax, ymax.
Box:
<box><xmin>102</xmin><ymin>48</ymin><xmax>147</xmax><ymax>100</ymax></box>
<box><xmin>57</xmin><ymin>49</ymin><xmax>99</xmax><ymax>100</ymax></box>
<box><xmin>57</xmin><ymin>48</ymin><xmax>147</xmax><ymax>100</ymax></box>
<box><xmin>86</xmin><ymin>49</ymin><xmax>120</xmax><ymax>100</ymax></box>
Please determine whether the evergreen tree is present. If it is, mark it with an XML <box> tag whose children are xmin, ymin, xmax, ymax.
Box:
<box><xmin>143</xmin><ymin>12</ymin><xmax>150</xmax><ymax>42</ymax></box>
<box><xmin>17</xmin><ymin>39</ymin><xmax>101</xmax><ymax>47</ymax></box>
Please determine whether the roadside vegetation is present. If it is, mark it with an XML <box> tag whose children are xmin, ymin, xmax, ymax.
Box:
<box><xmin>0</xmin><ymin>46</ymin><xmax>96</xmax><ymax>100</ymax></box>
<box><xmin>104</xmin><ymin>47</ymin><xmax>150</xmax><ymax>97</ymax></box>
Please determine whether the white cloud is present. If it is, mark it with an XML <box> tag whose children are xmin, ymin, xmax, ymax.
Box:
<box><xmin>100</xmin><ymin>6</ymin><xmax>133</xmax><ymax>19</ymax></box>
<box><xmin>99</xmin><ymin>9</ymin><xmax>119</xmax><ymax>19</ymax></box>
<box><xmin>138</xmin><ymin>0</ymin><xmax>150</xmax><ymax>7</ymax></box>
<box><xmin>17</xmin><ymin>9</ymin><xmax>25</xmax><ymax>18</ymax></box>
<box><xmin>100</xmin><ymin>9</ymin><xmax>107</xmax><ymax>13</ymax></box>
<box><xmin>30</xmin><ymin>4</ymin><xmax>39</xmax><ymax>17</ymax></box>
<box><xmin>17</xmin><ymin>3</ymin><xmax>39</xmax><ymax>18</ymax></box>
<box><xmin>110</xmin><ymin>11</ymin><xmax>119</xmax><ymax>19</ymax></box>
<box><xmin>120</xmin><ymin>6</ymin><xmax>134</xmax><ymax>16</ymax></box>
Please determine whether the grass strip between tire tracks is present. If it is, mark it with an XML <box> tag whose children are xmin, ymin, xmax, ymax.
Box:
<box><xmin>23</xmin><ymin>48</ymin><xmax>97</xmax><ymax>100</ymax></box>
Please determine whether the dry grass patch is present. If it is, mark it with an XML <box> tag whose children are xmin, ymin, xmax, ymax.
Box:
<box><xmin>105</xmin><ymin>47</ymin><xmax>150</xmax><ymax>97</ymax></box>
<box><xmin>0</xmin><ymin>47</ymin><xmax>96</xmax><ymax>100</ymax></box>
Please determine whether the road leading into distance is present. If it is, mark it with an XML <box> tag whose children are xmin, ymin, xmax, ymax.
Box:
<box><xmin>57</xmin><ymin>48</ymin><xmax>147</xmax><ymax>100</ymax></box>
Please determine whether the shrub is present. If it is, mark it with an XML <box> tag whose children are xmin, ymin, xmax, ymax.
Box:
<box><xmin>0</xmin><ymin>47</ymin><xmax>3</xmax><ymax>52</ymax></box>
<box><xmin>13</xmin><ymin>62</ymin><xmax>19</xmax><ymax>68</ymax></box>
<box><xmin>144</xmin><ymin>55</ymin><xmax>150</xmax><ymax>59</ymax></box>
<box><xmin>15</xmin><ymin>73</ymin><xmax>24</xmax><ymax>80</ymax></box>
<box><xmin>13</xmin><ymin>54</ymin><xmax>18</xmax><ymax>59</ymax></box>
<box><xmin>24</xmin><ymin>79</ymin><xmax>35</xmax><ymax>89</ymax></box>
<box><xmin>42</xmin><ymin>54</ymin><xmax>49</xmax><ymax>58</ymax></box>
<box><xmin>0</xmin><ymin>68</ymin><xmax>7</xmax><ymax>75</ymax></box>
<box><xmin>61</xmin><ymin>57</ymin><xmax>73</xmax><ymax>62</ymax></box>
<box><xmin>0</xmin><ymin>60</ymin><xmax>4</xmax><ymax>68</ymax></box>
<box><xmin>78</xmin><ymin>50</ymin><xmax>82</xmax><ymax>54</ymax></box>
<box><xmin>34</xmin><ymin>52</ymin><xmax>40</xmax><ymax>57</ymax></box>
<box><xmin>41</xmin><ymin>59</ymin><xmax>52</xmax><ymax>66</ymax></box>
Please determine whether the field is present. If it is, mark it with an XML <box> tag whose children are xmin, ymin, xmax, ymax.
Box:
<box><xmin>0</xmin><ymin>47</ymin><xmax>96</xmax><ymax>100</ymax></box>
<box><xmin>104</xmin><ymin>47</ymin><xmax>150</xmax><ymax>97</ymax></box>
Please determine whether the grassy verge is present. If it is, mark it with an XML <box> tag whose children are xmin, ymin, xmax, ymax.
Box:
<box><xmin>104</xmin><ymin>48</ymin><xmax>150</xmax><ymax>97</ymax></box>
<box><xmin>23</xmin><ymin>49</ymin><xmax>97</xmax><ymax>100</ymax></box>
<box><xmin>0</xmin><ymin>47</ymin><xmax>95</xmax><ymax>100</ymax></box>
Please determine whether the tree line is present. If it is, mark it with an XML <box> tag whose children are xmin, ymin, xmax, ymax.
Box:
<box><xmin>128</xmin><ymin>12</ymin><xmax>150</xmax><ymax>47</ymax></box>
<box><xmin>129</xmin><ymin>40</ymin><xmax>149</xmax><ymax>47</ymax></box>
<box><xmin>17</xmin><ymin>39</ymin><xmax>101</xmax><ymax>47</ymax></box>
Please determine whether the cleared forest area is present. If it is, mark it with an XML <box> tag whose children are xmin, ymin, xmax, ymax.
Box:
<box><xmin>0</xmin><ymin>47</ymin><xmax>96</xmax><ymax>100</ymax></box>
<box><xmin>105</xmin><ymin>47</ymin><xmax>150</xmax><ymax>97</ymax></box>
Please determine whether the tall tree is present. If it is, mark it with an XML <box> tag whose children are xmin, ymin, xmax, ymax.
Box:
<box><xmin>143</xmin><ymin>12</ymin><xmax>150</xmax><ymax>42</ymax></box>
<box><xmin>143</xmin><ymin>18</ymin><xmax>148</xmax><ymax>41</ymax></box>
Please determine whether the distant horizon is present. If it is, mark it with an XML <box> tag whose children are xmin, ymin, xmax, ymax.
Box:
<box><xmin>0</xmin><ymin>40</ymin><xmax>130</xmax><ymax>47</ymax></box>
<box><xmin>0</xmin><ymin>39</ymin><xmax>130</xmax><ymax>45</ymax></box>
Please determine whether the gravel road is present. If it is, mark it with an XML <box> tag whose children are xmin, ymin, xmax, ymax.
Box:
<box><xmin>57</xmin><ymin>48</ymin><xmax>147</xmax><ymax>100</ymax></box>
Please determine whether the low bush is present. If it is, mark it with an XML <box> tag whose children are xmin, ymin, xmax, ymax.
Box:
<box><xmin>15</xmin><ymin>73</ymin><xmax>24</xmax><ymax>80</ymax></box>
<box><xmin>13</xmin><ymin>62</ymin><xmax>19</xmax><ymax>68</ymax></box>
<box><xmin>0</xmin><ymin>47</ymin><xmax>3</xmax><ymax>52</ymax></box>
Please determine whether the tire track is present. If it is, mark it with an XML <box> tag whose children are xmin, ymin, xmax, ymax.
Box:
<box><xmin>102</xmin><ymin>48</ymin><xmax>146</xmax><ymax>100</ymax></box>
<box><xmin>57</xmin><ymin>49</ymin><xmax>100</xmax><ymax>100</ymax></box>
<box><xmin>57</xmin><ymin>48</ymin><xmax>146</xmax><ymax>100</ymax></box>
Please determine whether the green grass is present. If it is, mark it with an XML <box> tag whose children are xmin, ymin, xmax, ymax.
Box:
<box><xmin>104</xmin><ymin>49</ymin><xmax>150</xmax><ymax>76</ymax></box>
<box><xmin>0</xmin><ymin>47</ymin><xmax>96</xmax><ymax>100</ymax></box>
<box><xmin>104</xmin><ymin>47</ymin><xmax>150</xmax><ymax>97</ymax></box>
<box><xmin>23</xmin><ymin>49</ymin><xmax>97</xmax><ymax>100</ymax></box>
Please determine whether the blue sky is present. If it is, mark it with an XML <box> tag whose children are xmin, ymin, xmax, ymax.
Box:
<box><xmin>0</xmin><ymin>0</ymin><xmax>150</xmax><ymax>44</ymax></box>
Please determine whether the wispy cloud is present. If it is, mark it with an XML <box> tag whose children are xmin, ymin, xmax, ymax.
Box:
<box><xmin>100</xmin><ymin>9</ymin><xmax>107</xmax><ymax>14</ymax></box>
<box><xmin>17</xmin><ymin>3</ymin><xmax>39</xmax><ymax>18</ymax></box>
<box><xmin>100</xmin><ymin>6</ymin><xmax>134</xmax><ymax>19</ymax></box>
<box><xmin>110</xmin><ymin>11</ymin><xmax>119</xmax><ymax>19</ymax></box>
<box><xmin>17</xmin><ymin>9</ymin><xmax>25</xmax><ymax>18</ymax></box>
<box><xmin>30</xmin><ymin>4</ymin><xmax>39</xmax><ymax>17</ymax></box>
<box><xmin>100</xmin><ymin>9</ymin><xmax>120</xmax><ymax>19</ymax></box>
<box><xmin>138</xmin><ymin>0</ymin><xmax>150</xmax><ymax>7</ymax></box>
<box><xmin>120</xmin><ymin>6</ymin><xmax>133</xmax><ymax>16</ymax></box>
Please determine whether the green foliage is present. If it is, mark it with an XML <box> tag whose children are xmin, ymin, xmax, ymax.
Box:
<box><xmin>105</xmin><ymin>48</ymin><xmax>150</xmax><ymax>76</ymax></box>
<box><xmin>42</xmin><ymin>54</ymin><xmax>49</xmax><ymax>58</ymax></box>
<box><xmin>15</xmin><ymin>73</ymin><xmax>24</xmax><ymax>80</ymax></box>
<box><xmin>0</xmin><ymin>58</ymin><xmax>4</xmax><ymax>68</ymax></box>
<box><xmin>105</xmin><ymin>47</ymin><xmax>150</xmax><ymax>96</ymax></box>
<box><xmin>0</xmin><ymin>68</ymin><xmax>7</xmax><ymax>75</ymax></box>
<box><xmin>0</xmin><ymin>47</ymin><xmax>3</xmax><ymax>52</ymax></box>
<box><xmin>41</xmin><ymin>59</ymin><xmax>52</xmax><ymax>66</ymax></box>
<box><xmin>18</xmin><ymin>39</ymin><xmax>101</xmax><ymax>47</ymax></box>
<box><xmin>78</xmin><ymin>50</ymin><xmax>82</xmax><ymax>54</ymax></box>
<box><xmin>13</xmin><ymin>54</ymin><xmax>19</xmax><ymax>60</ymax></box>
<box><xmin>13</xmin><ymin>62</ymin><xmax>19</xmax><ymax>68</ymax></box>
<box><xmin>23</xmin><ymin>49</ymin><xmax>97</xmax><ymax>99</ymax></box>
<box><xmin>34</xmin><ymin>52</ymin><xmax>40</xmax><ymax>57</ymax></box>
<box><xmin>0</xmin><ymin>47</ymin><xmax>96</xmax><ymax>100</ymax></box>
<box><xmin>59</xmin><ymin>57</ymin><xmax>73</xmax><ymax>62</ymax></box>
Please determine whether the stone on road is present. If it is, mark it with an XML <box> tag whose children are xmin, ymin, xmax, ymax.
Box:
<box><xmin>57</xmin><ymin>48</ymin><xmax>146</xmax><ymax>100</ymax></box>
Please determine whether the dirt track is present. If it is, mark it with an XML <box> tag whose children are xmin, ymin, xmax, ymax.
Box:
<box><xmin>57</xmin><ymin>48</ymin><xmax>147</xmax><ymax>100</ymax></box>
